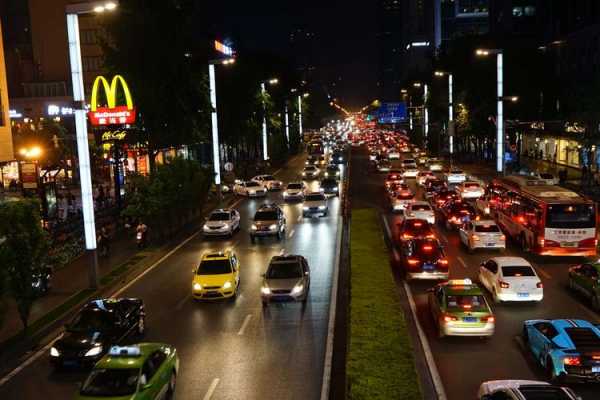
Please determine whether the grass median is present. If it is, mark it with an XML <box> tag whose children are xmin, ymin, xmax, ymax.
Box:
<box><xmin>348</xmin><ymin>208</ymin><xmax>422</xmax><ymax>399</ymax></box>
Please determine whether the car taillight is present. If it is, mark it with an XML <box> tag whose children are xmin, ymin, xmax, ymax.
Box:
<box><xmin>536</xmin><ymin>282</ymin><xmax>544</xmax><ymax>289</ymax></box>
<box><xmin>500</xmin><ymin>235</ymin><xmax>506</xmax><ymax>241</ymax></box>
<box><xmin>438</xmin><ymin>259</ymin><xmax>449</xmax><ymax>265</ymax></box>
<box><xmin>538</xmin><ymin>237</ymin><xmax>546</xmax><ymax>247</ymax></box>
<box><xmin>499</xmin><ymin>280</ymin><xmax>510</xmax><ymax>289</ymax></box>
<box><xmin>402</xmin><ymin>234</ymin><xmax>413</xmax><ymax>239</ymax></box>
<box><xmin>472</xmin><ymin>235</ymin><xmax>480</xmax><ymax>241</ymax></box>
<box><xmin>580</xmin><ymin>238</ymin><xmax>598</xmax><ymax>248</ymax></box>
<box><xmin>481</xmin><ymin>316</ymin><xmax>495</xmax><ymax>323</ymax></box>
<box><xmin>563</xmin><ymin>356</ymin><xmax>581</xmax><ymax>366</ymax></box>
<box><xmin>407</xmin><ymin>258</ymin><xmax>420</xmax><ymax>265</ymax></box>
<box><xmin>443</xmin><ymin>315</ymin><xmax>458</xmax><ymax>323</ymax></box>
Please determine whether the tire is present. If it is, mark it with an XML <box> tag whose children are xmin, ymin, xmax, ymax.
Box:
<box><xmin>137</xmin><ymin>315</ymin><xmax>146</xmax><ymax>336</ymax></box>
<box><xmin>166</xmin><ymin>372</ymin><xmax>176</xmax><ymax>399</ymax></box>
<box><xmin>262</xmin><ymin>300</ymin><xmax>268</xmax><ymax>308</ymax></box>
<box><xmin>546</xmin><ymin>358</ymin><xmax>557</xmax><ymax>383</ymax></box>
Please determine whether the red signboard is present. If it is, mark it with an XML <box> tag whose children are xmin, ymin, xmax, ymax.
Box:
<box><xmin>20</xmin><ymin>162</ymin><xmax>38</xmax><ymax>189</ymax></box>
<box><xmin>88</xmin><ymin>106</ymin><xmax>136</xmax><ymax>126</ymax></box>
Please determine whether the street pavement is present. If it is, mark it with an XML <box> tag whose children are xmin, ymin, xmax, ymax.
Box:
<box><xmin>349</xmin><ymin>147</ymin><xmax>600</xmax><ymax>400</ymax></box>
<box><xmin>0</xmin><ymin>154</ymin><xmax>343</xmax><ymax>400</ymax></box>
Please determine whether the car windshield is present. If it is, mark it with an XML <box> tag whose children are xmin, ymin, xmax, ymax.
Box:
<box><xmin>287</xmin><ymin>183</ymin><xmax>303</xmax><ymax>189</ymax></box>
<box><xmin>540</xmin><ymin>173</ymin><xmax>554</xmax><ymax>179</ymax></box>
<box><xmin>209</xmin><ymin>212</ymin><xmax>230</xmax><ymax>221</ymax></box>
<box><xmin>474</xmin><ymin>224</ymin><xmax>500</xmax><ymax>233</ymax></box>
<box><xmin>266</xmin><ymin>262</ymin><xmax>303</xmax><ymax>279</ymax></box>
<box><xmin>263</xmin><ymin>175</ymin><xmax>275</xmax><ymax>180</ymax></box>
<box><xmin>255</xmin><ymin>211</ymin><xmax>278</xmax><ymax>220</ymax></box>
<box><xmin>247</xmin><ymin>182</ymin><xmax>261</xmax><ymax>188</ymax></box>
<box><xmin>197</xmin><ymin>259</ymin><xmax>232</xmax><ymax>275</ymax></box>
<box><xmin>68</xmin><ymin>310</ymin><xmax>113</xmax><ymax>332</ymax></box>
<box><xmin>327</xmin><ymin>166</ymin><xmax>338</xmax><ymax>171</ymax></box>
<box><xmin>80</xmin><ymin>368</ymin><xmax>140</xmax><ymax>397</ymax></box>
<box><xmin>402</xmin><ymin>159</ymin><xmax>415</xmax><ymax>164</ymax></box>
<box><xmin>305</xmin><ymin>166</ymin><xmax>316</xmax><ymax>171</ymax></box>
<box><xmin>446</xmin><ymin>295</ymin><xmax>488</xmax><ymax>312</ymax></box>
<box><xmin>305</xmin><ymin>194</ymin><xmax>325</xmax><ymax>201</ymax></box>
<box><xmin>546</xmin><ymin>204</ymin><xmax>596</xmax><ymax>229</ymax></box>
<box><xmin>502</xmin><ymin>266</ymin><xmax>535</xmax><ymax>277</ymax></box>
<box><xmin>412</xmin><ymin>204</ymin><xmax>431</xmax><ymax>211</ymax></box>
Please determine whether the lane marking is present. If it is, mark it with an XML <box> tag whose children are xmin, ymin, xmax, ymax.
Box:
<box><xmin>279</xmin><ymin>248</ymin><xmax>285</xmax><ymax>256</ymax></box>
<box><xmin>202</xmin><ymin>378</ymin><xmax>220</xmax><ymax>400</ymax></box>
<box><xmin>237</xmin><ymin>314</ymin><xmax>252</xmax><ymax>335</ymax></box>
<box><xmin>297</xmin><ymin>215</ymin><xmax>302</xmax><ymax>222</ymax></box>
<box><xmin>457</xmin><ymin>256</ymin><xmax>468</xmax><ymax>269</ymax></box>
<box><xmin>404</xmin><ymin>282</ymin><xmax>448</xmax><ymax>400</ymax></box>
<box><xmin>288</xmin><ymin>229</ymin><xmax>295</xmax><ymax>238</ymax></box>
<box><xmin>175</xmin><ymin>293</ymin><xmax>191</xmax><ymax>311</ymax></box>
<box><xmin>535</xmin><ymin>266</ymin><xmax>552</xmax><ymax>280</ymax></box>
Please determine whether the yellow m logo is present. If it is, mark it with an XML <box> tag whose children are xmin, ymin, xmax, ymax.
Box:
<box><xmin>90</xmin><ymin>75</ymin><xmax>134</xmax><ymax>112</ymax></box>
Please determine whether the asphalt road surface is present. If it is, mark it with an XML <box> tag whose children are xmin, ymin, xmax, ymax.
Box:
<box><xmin>0</xmin><ymin>154</ymin><xmax>343</xmax><ymax>400</ymax></box>
<box><xmin>349</xmin><ymin>146</ymin><xmax>600</xmax><ymax>400</ymax></box>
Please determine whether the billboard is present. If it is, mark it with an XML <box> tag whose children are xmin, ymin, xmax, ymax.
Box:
<box><xmin>88</xmin><ymin>75</ymin><xmax>136</xmax><ymax>126</ymax></box>
<box><xmin>377</xmin><ymin>102</ymin><xmax>407</xmax><ymax>124</ymax></box>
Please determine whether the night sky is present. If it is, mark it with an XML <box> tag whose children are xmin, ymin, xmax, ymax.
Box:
<box><xmin>200</xmin><ymin>1</ymin><xmax>379</xmax><ymax>110</ymax></box>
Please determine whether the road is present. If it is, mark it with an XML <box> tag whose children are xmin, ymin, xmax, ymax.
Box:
<box><xmin>0</xmin><ymin>154</ymin><xmax>343</xmax><ymax>400</ymax></box>
<box><xmin>349</xmin><ymin>146</ymin><xmax>600</xmax><ymax>400</ymax></box>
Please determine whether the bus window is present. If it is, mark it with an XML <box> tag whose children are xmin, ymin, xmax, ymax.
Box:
<box><xmin>546</xmin><ymin>204</ymin><xmax>596</xmax><ymax>229</ymax></box>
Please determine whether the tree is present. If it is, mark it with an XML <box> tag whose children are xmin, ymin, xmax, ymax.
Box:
<box><xmin>0</xmin><ymin>200</ymin><xmax>51</xmax><ymax>331</ymax></box>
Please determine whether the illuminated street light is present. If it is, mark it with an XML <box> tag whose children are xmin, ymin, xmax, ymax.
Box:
<box><xmin>434</xmin><ymin>70</ymin><xmax>454</xmax><ymax>155</ymax></box>
<box><xmin>261</xmin><ymin>78</ymin><xmax>279</xmax><ymax>160</ymax></box>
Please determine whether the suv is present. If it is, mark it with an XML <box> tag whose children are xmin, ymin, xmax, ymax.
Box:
<box><xmin>303</xmin><ymin>192</ymin><xmax>329</xmax><ymax>217</ymax></box>
<box><xmin>250</xmin><ymin>204</ymin><xmax>286</xmax><ymax>242</ymax></box>
<box><xmin>252</xmin><ymin>174</ymin><xmax>283</xmax><ymax>191</ymax></box>
<box><xmin>261</xmin><ymin>255</ymin><xmax>311</xmax><ymax>306</ymax></box>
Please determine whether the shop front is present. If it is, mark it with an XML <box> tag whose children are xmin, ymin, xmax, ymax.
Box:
<box><xmin>520</xmin><ymin>121</ymin><xmax>585</xmax><ymax>169</ymax></box>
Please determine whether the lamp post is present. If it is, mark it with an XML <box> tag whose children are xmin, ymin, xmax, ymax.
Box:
<box><xmin>435</xmin><ymin>71</ymin><xmax>454</xmax><ymax>156</ymax></box>
<box><xmin>66</xmin><ymin>1</ymin><xmax>118</xmax><ymax>289</ymax></box>
<box><xmin>208</xmin><ymin>57</ymin><xmax>235</xmax><ymax>203</ymax></box>
<box><xmin>260</xmin><ymin>78</ymin><xmax>278</xmax><ymax>161</ymax></box>
<box><xmin>413</xmin><ymin>82</ymin><xmax>428</xmax><ymax>146</ymax></box>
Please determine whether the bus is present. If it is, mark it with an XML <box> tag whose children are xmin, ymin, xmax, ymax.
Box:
<box><xmin>490</xmin><ymin>175</ymin><xmax>597</xmax><ymax>256</ymax></box>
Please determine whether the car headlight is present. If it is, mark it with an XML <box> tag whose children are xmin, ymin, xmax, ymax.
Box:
<box><xmin>249</xmin><ymin>190</ymin><xmax>256</xmax><ymax>194</ymax></box>
<box><xmin>302</xmin><ymin>172</ymin><xmax>306</xmax><ymax>176</ymax></box>
<box><xmin>193</xmin><ymin>282</ymin><xmax>202</xmax><ymax>291</ymax></box>
<box><xmin>221</xmin><ymin>223</ymin><xmax>229</xmax><ymax>229</ymax></box>
<box><xmin>283</xmin><ymin>191</ymin><xmax>289</xmax><ymax>196</ymax></box>
<box><xmin>84</xmin><ymin>346</ymin><xmax>103</xmax><ymax>357</ymax></box>
<box><xmin>291</xmin><ymin>284</ymin><xmax>304</xmax><ymax>295</ymax></box>
<box><xmin>333</xmin><ymin>187</ymin><xmax>338</xmax><ymax>191</ymax></box>
<box><xmin>223</xmin><ymin>281</ymin><xmax>232</xmax><ymax>289</ymax></box>
<box><xmin>251</xmin><ymin>224</ymin><xmax>257</xmax><ymax>231</ymax></box>
<box><xmin>261</xmin><ymin>286</ymin><xmax>271</xmax><ymax>295</ymax></box>
<box><xmin>50</xmin><ymin>347</ymin><xmax>60</xmax><ymax>357</ymax></box>
<box><xmin>269</xmin><ymin>224</ymin><xmax>278</xmax><ymax>230</ymax></box>
<box><xmin>318</xmin><ymin>205</ymin><xmax>326</xmax><ymax>210</ymax></box>
<box><xmin>325</xmin><ymin>172</ymin><xmax>329</xmax><ymax>176</ymax></box>
<box><xmin>303</xmin><ymin>206</ymin><xmax>309</xmax><ymax>210</ymax></box>
<box><xmin>203</xmin><ymin>224</ymin><xmax>210</xmax><ymax>230</ymax></box>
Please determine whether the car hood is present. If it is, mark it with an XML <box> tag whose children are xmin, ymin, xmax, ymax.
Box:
<box><xmin>254</xmin><ymin>220</ymin><xmax>279</xmax><ymax>227</ymax></box>
<box><xmin>265</xmin><ymin>277</ymin><xmax>304</xmax><ymax>290</ymax></box>
<box><xmin>56</xmin><ymin>330</ymin><xmax>106</xmax><ymax>351</ymax></box>
<box><xmin>194</xmin><ymin>273</ymin><xmax>234</xmax><ymax>287</ymax></box>
<box><xmin>205</xmin><ymin>220</ymin><xmax>231</xmax><ymax>228</ymax></box>
<box><xmin>304</xmin><ymin>200</ymin><xmax>326</xmax><ymax>207</ymax></box>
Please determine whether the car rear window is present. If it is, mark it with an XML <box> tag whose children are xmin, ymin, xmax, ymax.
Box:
<box><xmin>287</xmin><ymin>183</ymin><xmax>303</xmax><ymax>189</ymax></box>
<box><xmin>446</xmin><ymin>295</ymin><xmax>488</xmax><ymax>312</ymax></box>
<box><xmin>465</xmin><ymin>183</ymin><xmax>480</xmax><ymax>188</ymax></box>
<box><xmin>402</xmin><ymin>159</ymin><xmax>415</xmax><ymax>164</ymax></box>
<box><xmin>398</xmin><ymin>193</ymin><xmax>414</xmax><ymax>200</ymax></box>
<box><xmin>519</xmin><ymin>385</ymin><xmax>573</xmax><ymax>400</ymax></box>
<box><xmin>451</xmin><ymin>170</ymin><xmax>464</xmax><ymax>174</ymax></box>
<box><xmin>540</xmin><ymin>173</ymin><xmax>554</xmax><ymax>180</ymax></box>
<box><xmin>474</xmin><ymin>224</ymin><xmax>500</xmax><ymax>233</ymax></box>
<box><xmin>209</xmin><ymin>212</ymin><xmax>230</xmax><ymax>221</ymax></box>
<box><xmin>412</xmin><ymin>204</ymin><xmax>431</xmax><ymax>211</ymax></box>
<box><xmin>564</xmin><ymin>327</ymin><xmax>600</xmax><ymax>349</ymax></box>
<box><xmin>501</xmin><ymin>266</ymin><xmax>535</xmax><ymax>277</ymax></box>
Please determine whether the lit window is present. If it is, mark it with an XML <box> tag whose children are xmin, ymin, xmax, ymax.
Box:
<box><xmin>524</xmin><ymin>6</ymin><xmax>536</xmax><ymax>16</ymax></box>
<box><xmin>513</xmin><ymin>7</ymin><xmax>523</xmax><ymax>17</ymax></box>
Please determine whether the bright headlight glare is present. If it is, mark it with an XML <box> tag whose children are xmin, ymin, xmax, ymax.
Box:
<box><xmin>223</xmin><ymin>281</ymin><xmax>232</xmax><ymax>289</ymax></box>
<box><xmin>85</xmin><ymin>346</ymin><xmax>103</xmax><ymax>357</ymax></box>
<box><xmin>269</xmin><ymin>224</ymin><xmax>277</xmax><ymax>230</ymax></box>
<box><xmin>261</xmin><ymin>286</ymin><xmax>271</xmax><ymax>295</ymax></box>
<box><xmin>303</xmin><ymin>206</ymin><xmax>309</xmax><ymax>210</ymax></box>
<box><xmin>203</xmin><ymin>224</ymin><xmax>210</xmax><ymax>230</ymax></box>
<box><xmin>318</xmin><ymin>205</ymin><xmax>326</xmax><ymax>210</ymax></box>
<box><xmin>50</xmin><ymin>347</ymin><xmax>60</xmax><ymax>357</ymax></box>
<box><xmin>283</xmin><ymin>191</ymin><xmax>289</xmax><ymax>196</ymax></box>
<box><xmin>251</xmin><ymin>224</ymin><xmax>257</xmax><ymax>230</ymax></box>
<box><xmin>193</xmin><ymin>283</ymin><xmax>202</xmax><ymax>291</ymax></box>
<box><xmin>291</xmin><ymin>284</ymin><xmax>304</xmax><ymax>294</ymax></box>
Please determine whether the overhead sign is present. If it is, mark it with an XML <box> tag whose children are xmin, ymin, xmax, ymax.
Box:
<box><xmin>377</xmin><ymin>102</ymin><xmax>407</xmax><ymax>124</ymax></box>
<box><xmin>88</xmin><ymin>75</ymin><xmax>136</xmax><ymax>126</ymax></box>
<box><xmin>214</xmin><ymin>40</ymin><xmax>233</xmax><ymax>56</ymax></box>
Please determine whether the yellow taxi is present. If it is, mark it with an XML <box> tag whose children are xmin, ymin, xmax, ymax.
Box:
<box><xmin>192</xmin><ymin>251</ymin><xmax>240</xmax><ymax>300</ymax></box>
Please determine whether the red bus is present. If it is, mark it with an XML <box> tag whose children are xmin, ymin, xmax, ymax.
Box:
<box><xmin>491</xmin><ymin>175</ymin><xmax>597</xmax><ymax>256</ymax></box>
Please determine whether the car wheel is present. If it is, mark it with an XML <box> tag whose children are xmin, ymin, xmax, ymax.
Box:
<box><xmin>167</xmin><ymin>371</ymin><xmax>176</xmax><ymax>399</ymax></box>
<box><xmin>262</xmin><ymin>300</ymin><xmax>268</xmax><ymax>308</ymax></box>
<box><xmin>137</xmin><ymin>315</ymin><xmax>146</xmax><ymax>336</ymax></box>
<box><xmin>546</xmin><ymin>357</ymin><xmax>557</xmax><ymax>382</ymax></box>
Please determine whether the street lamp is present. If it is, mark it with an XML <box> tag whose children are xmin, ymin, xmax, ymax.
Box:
<box><xmin>434</xmin><ymin>70</ymin><xmax>454</xmax><ymax>156</ymax></box>
<box><xmin>66</xmin><ymin>1</ymin><xmax>118</xmax><ymax>289</ymax></box>
<box><xmin>413</xmin><ymin>82</ymin><xmax>429</xmax><ymax>143</ymax></box>
<box><xmin>260</xmin><ymin>78</ymin><xmax>278</xmax><ymax>161</ymax></box>
<box><xmin>476</xmin><ymin>48</ymin><xmax>504</xmax><ymax>173</ymax></box>
<box><xmin>208</xmin><ymin>57</ymin><xmax>235</xmax><ymax>203</ymax></box>
<box><xmin>19</xmin><ymin>146</ymin><xmax>43</xmax><ymax>159</ymax></box>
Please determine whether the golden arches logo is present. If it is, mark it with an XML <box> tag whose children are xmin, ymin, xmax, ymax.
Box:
<box><xmin>88</xmin><ymin>75</ymin><xmax>136</xmax><ymax>126</ymax></box>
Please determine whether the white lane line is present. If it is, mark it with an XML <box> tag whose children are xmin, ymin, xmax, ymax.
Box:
<box><xmin>288</xmin><ymin>229</ymin><xmax>295</xmax><ymax>238</ymax></box>
<box><xmin>457</xmin><ymin>256</ymin><xmax>468</xmax><ymax>269</ymax></box>
<box><xmin>404</xmin><ymin>282</ymin><xmax>448</xmax><ymax>400</ymax></box>
<box><xmin>237</xmin><ymin>314</ymin><xmax>252</xmax><ymax>335</ymax></box>
<box><xmin>535</xmin><ymin>266</ymin><xmax>552</xmax><ymax>280</ymax></box>
<box><xmin>279</xmin><ymin>248</ymin><xmax>285</xmax><ymax>256</ymax></box>
<box><xmin>297</xmin><ymin>215</ymin><xmax>302</xmax><ymax>222</ymax></box>
<box><xmin>202</xmin><ymin>378</ymin><xmax>220</xmax><ymax>400</ymax></box>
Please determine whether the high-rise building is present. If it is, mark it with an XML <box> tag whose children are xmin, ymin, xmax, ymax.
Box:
<box><xmin>441</xmin><ymin>0</ymin><xmax>489</xmax><ymax>44</ymax></box>
<box><xmin>377</xmin><ymin>0</ymin><xmax>403</xmax><ymax>101</ymax></box>
<box><xmin>0</xmin><ymin>20</ymin><xmax>15</xmax><ymax>162</ymax></box>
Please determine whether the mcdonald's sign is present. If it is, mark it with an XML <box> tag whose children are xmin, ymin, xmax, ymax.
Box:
<box><xmin>88</xmin><ymin>75</ymin><xmax>136</xmax><ymax>126</ymax></box>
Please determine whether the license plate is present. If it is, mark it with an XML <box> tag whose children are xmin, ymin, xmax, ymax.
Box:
<box><xmin>486</xmin><ymin>243</ymin><xmax>496</xmax><ymax>247</ymax></box>
<box><xmin>63</xmin><ymin>360</ymin><xmax>78</xmax><ymax>367</ymax></box>
<box><xmin>593</xmin><ymin>366</ymin><xmax>600</xmax><ymax>373</ymax></box>
<box><xmin>423</xmin><ymin>264</ymin><xmax>434</xmax><ymax>271</ymax></box>
<box><xmin>517</xmin><ymin>292</ymin><xmax>529</xmax><ymax>298</ymax></box>
<box><xmin>561</xmin><ymin>242</ymin><xmax>577</xmax><ymax>248</ymax></box>
<box><xmin>463</xmin><ymin>317</ymin><xmax>477</xmax><ymax>323</ymax></box>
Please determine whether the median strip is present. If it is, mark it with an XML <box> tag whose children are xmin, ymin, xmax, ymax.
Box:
<box><xmin>348</xmin><ymin>208</ymin><xmax>422</xmax><ymax>399</ymax></box>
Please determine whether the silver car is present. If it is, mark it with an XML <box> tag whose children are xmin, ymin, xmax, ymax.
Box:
<box><xmin>203</xmin><ymin>208</ymin><xmax>241</xmax><ymax>237</ymax></box>
<box><xmin>261</xmin><ymin>255</ymin><xmax>310</xmax><ymax>306</ymax></box>
<box><xmin>302</xmin><ymin>192</ymin><xmax>328</xmax><ymax>217</ymax></box>
<box><xmin>250</xmin><ymin>204</ymin><xmax>286</xmax><ymax>242</ymax></box>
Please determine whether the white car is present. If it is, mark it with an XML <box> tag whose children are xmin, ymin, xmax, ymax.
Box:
<box><xmin>428</xmin><ymin>158</ymin><xmax>443</xmax><ymax>171</ymax></box>
<box><xmin>202</xmin><ymin>208</ymin><xmax>240</xmax><ymax>237</ymax></box>
<box><xmin>387</xmin><ymin>150</ymin><xmax>400</xmax><ymax>160</ymax></box>
<box><xmin>302</xmin><ymin>165</ymin><xmax>320</xmax><ymax>179</ymax></box>
<box><xmin>390</xmin><ymin>190</ymin><xmax>415</xmax><ymax>213</ymax></box>
<box><xmin>416</xmin><ymin>171</ymin><xmax>435</xmax><ymax>186</ymax></box>
<box><xmin>478</xmin><ymin>257</ymin><xmax>544</xmax><ymax>303</ymax></box>
<box><xmin>456</xmin><ymin>181</ymin><xmax>485</xmax><ymax>199</ymax></box>
<box><xmin>302</xmin><ymin>192</ymin><xmax>328</xmax><ymax>217</ymax></box>
<box><xmin>283</xmin><ymin>182</ymin><xmax>306</xmax><ymax>201</ymax></box>
<box><xmin>477</xmin><ymin>380</ymin><xmax>580</xmax><ymax>400</ymax></box>
<box><xmin>252</xmin><ymin>174</ymin><xmax>283</xmax><ymax>191</ymax></box>
<box><xmin>233</xmin><ymin>180</ymin><xmax>267</xmax><ymax>197</ymax></box>
<box><xmin>402</xmin><ymin>168</ymin><xmax>419</xmax><ymax>178</ymax></box>
<box><xmin>532</xmin><ymin>172</ymin><xmax>559</xmax><ymax>185</ymax></box>
<box><xmin>401</xmin><ymin>158</ymin><xmax>417</xmax><ymax>169</ymax></box>
<box><xmin>459</xmin><ymin>220</ymin><xmax>505</xmax><ymax>253</ymax></box>
<box><xmin>404</xmin><ymin>201</ymin><xmax>435</xmax><ymax>224</ymax></box>
<box><xmin>445</xmin><ymin>169</ymin><xmax>466</xmax><ymax>184</ymax></box>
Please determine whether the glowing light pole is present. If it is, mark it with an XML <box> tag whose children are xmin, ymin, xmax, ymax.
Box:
<box><xmin>66</xmin><ymin>1</ymin><xmax>118</xmax><ymax>289</ymax></box>
<box><xmin>260</xmin><ymin>78</ymin><xmax>278</xmax><ymax>160</ymax></box>
<box><xmin>435</xmin><ymin>71</ymin><xmax>454</xmax><ymax>155</ymax></box>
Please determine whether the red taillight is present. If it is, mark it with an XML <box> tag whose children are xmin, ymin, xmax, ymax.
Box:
<box><xmin>402</xmin><ymin>233</ymin><xmax>413</xmax><ymax>240</ymax></box>
<box><xmin>414</xmin><ymin>222</ymin><xmax>423</xmax><ymax>227</ymax></box>
<box><xmin>407</xmin><ymin>258</ymin><xmax>420</xmax><ymax>265</ymax></box>
<box><xmin>426</xmin><ymin>233</ymin><xmax>436</xmax><ymax>239</ymax></box>
<box><xmin>499</xmin><ymin>280</ymin><xmax>510</xmax><ymax>289</ymax></box>
<box><xmin>438</xmin><ymin>259</ymin><xmax>449</xmax><ymax>265</ymax></box>
<box><xmin>580</xmin><ymin>238</ymin><xmax>598</xmax><ymax>248</ymax></box>
<box><xmin>472</xmin><ymin>235</ymin><xmax>480</xmax><ymax>242</ymax></box>
<box><xmin>536</xmin><ymin>282</ymin><xmax>544</xmax><ymax>289</ymax></box>
<box><xmin>481</xmin><ymin>316</ymin><xmax>495</xmax><ymax>323</ymax></box>
<box><xmin>443</xmin><ymin>315</ymin><xmax>458</xmax><ymax>323</ymax></box>
<box><xmin>423</xmin><ymin>245</ymin><xmax>433</xmax><ymax>251</ymax></box>
<box><xmin>563</xmin><ymin>356</ymin><xmax>581</xmax><ymax>366</ymax></box>
<box><xmin>500</xmin><ymin>235</ymin><xmax>506</xmax><ymax>241</ymax></box>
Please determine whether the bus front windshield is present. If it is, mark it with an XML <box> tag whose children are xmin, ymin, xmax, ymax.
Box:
<box><xmin>546</xmin><ymin>204</ymin><xmax>596</xmax><ymax>229</ymax></box>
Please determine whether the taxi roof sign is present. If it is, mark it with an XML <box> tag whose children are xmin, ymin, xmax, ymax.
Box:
<box><xmin>108</xmin><ymin>345</ymin><xmax>141</xmax><ymax>357</ymax></box>
<box><xmin>447</xmin><ymin>278</ymin><xmax>472</xmax><ymax>286</ymax></box>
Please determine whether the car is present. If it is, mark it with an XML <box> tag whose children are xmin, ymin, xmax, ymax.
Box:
<box><xmin>568</xmin><ymin>262</ymin><xmax>600</xmax><ymax>310</ymax></box>
<box><xmin>389</xmin><ymin>189</ymin><xmax>415</xmax><ymax>212</ymax></box>
<box><xmin>384</xmin><ymin>171</ymin><xmax>405</xmax><ymax>189</ymax></box>
<box><xmin>475</xmin><ymin>183</ymin><xmax>506</xmax><ymax>216</ymax></box>
<box><xmin>456</xmin><ymin>181</ymin><xmax>485</xmax><ymax>199</ymax></box>
<box><xmin>445</xmin><ymin>169</ymin><xmax>467</xmax><ymax>184</ymax></box>
<box><xmin>416</xmin><ymin>171</ymin><xmax>435</xmax><ymax>186</ymax></box>
<box><xmin>522</xmin><ymin>319</ymin><xmax>600</xmax><ymax>382</ymax></box>
<box><xmin>50</xmin><ymin>298</ymin><xmax>146</xmax><ymax>369</ymax></box>
<box><xmin>320</xmin><ymin>178</ymin><xmax>340</xmax><ymax>196</ymax></box>
<box><xmin>302</xmin><ymin>165</ymin><xmax>320</xmax><ymax>179</ymax></box>
<box><xmin>401</xmin><ymin>158</ymin><xmax>418</xmax><ymax>169</ymax></box>
<box><xmin>377</xmin><ymin>159</ymin><xmax>392</xmax><ymax>172</ymax></box>
<box><xmin>192</xmin><ymin>251</ymin><xmax>240</xmax><ymax>300</ymax></box>
<box><xmin>402</xmin><ymin>167</ymin><xmax>420</xmax><ymax>178</ymax></box>
<box><xmin>76</xmin><ymin>344</ymin><xmax>178</xmax><ymax>400</ymax></box>
<box><xmin>324</xmin><ymin>164</ymin><xmax>341</xmax><ymax>179</ymax></box>
<box><xmin>331</xmin><ymin>150</ymin><xmax>346</xmax><ymax>164</ymax></box>
<box><xmin>428</xmin><ymin>158</ymin><xmax>444</xmax><ymax>172</ymax></box>
<box><xmin>399</xmin><ymin>238</ymin><xmax>449</xmax><ymax>281</ymax></box>
<box><xmin>532</xmin><ymin>172</ymin><xmax>559</xmax><ymax>185</ymax></box>
<box><xmin>477</xmin><ymin>380</ymin><xmax>581</xmax><ymax>400</ymax></box>
<box><xmin>428</xmin><ymin>278</ymin><xmax>495</xmax><ymax>338</ymax></box>
<box><xmin>479</xmin><ymin>257</ymin><xmax>543</xmax><ymax>303</ymax></box>
<box><xmin>459</xmin><ymin>220</ymin><xmax>506</xmax><ymax>253</ymax></box>
<box><xmin>424</xmin><ymin>179</ymin><xmax>447</xmax><ymax>200</ymax></box>
<box><xmin>305</xmin><ymin>155</ymin><xmax>319</xmax><ymax>165</ymax></box>
<box><xmin>397</xmin><ymin>218</ymin><xmax>436</xmax><ymax>242</ymax></box>
<box><xmin>252</xmin><ymin>174</ymin><xmax>283</xmax><ymax>191</ymax></box>
<box><xmin>388</xmin><ymin>149</ymin><xmax>400</xmax><ymax>160</ymax></box>
<box><xmin>283</xmin><ymin>182</ymin><xmax>306</xmax><ymax>201</ymax></box>
<box><xmin>440</xmin><ymin>200</ymin><xmax>477</xmax><ymax>230</ymax></box>
<box><xmin>233</xmin><ymin>180</ymin><xmax>267</xmax><ymax>197</ymax></box>
<box><xmin>250</xmin><ymin>204</ymin><xmax>286</xmax><ymax>242</ymax></box>
<box><xmin>431</xmin><ymin>189</ymin><xmax>457</xmax><ymax>210</ymax></box>
<box><xmin>261</xmin><ymin>255</ymin><xmax>310</xmax><ymax>306</ymax></box>
<box><xmin>303</xmin><ymin>191</ymin><xmax>329</xmax><ymax>217</ymax></box>
<box><xmin>404</xmin><ymin>201</ymin><xmax>435</xmax><ymax>224</ymax></box>
<box><xmin>202</xmin><ymin>208</ymin><xmax>241</xmax><ymax>237</ymax></box>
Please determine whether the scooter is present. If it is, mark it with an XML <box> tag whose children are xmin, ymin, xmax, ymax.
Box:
<box><xmin>136</xmin><ymin>231</ymin><xmax>146</xmax><ymax>249</ymax></box>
